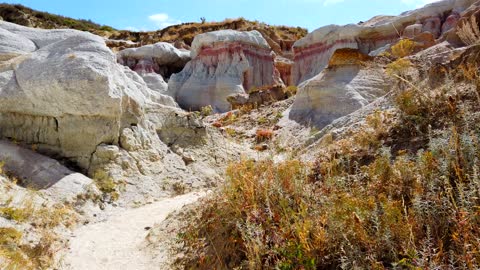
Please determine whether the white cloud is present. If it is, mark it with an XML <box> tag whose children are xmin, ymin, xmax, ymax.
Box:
<box><xmin>148</xmin><ymin>13</ymin><xmax>181</xmax><ymax>29</ymax></box>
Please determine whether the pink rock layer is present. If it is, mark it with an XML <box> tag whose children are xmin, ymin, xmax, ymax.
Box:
<box><xmin>292</xmin><ymin>0</ymin><xmax>477</xmax><ymax>85</ymax></box>
<box><xmin>118</xmin><ymin>57</ymin><xmax>188</xmax><ymax>79</ymax></box>
<box><xmin>195</xmin><ymin>41</ymin><xmax>278</xmax><ymax>90</ymax></box>
<box><xmin>275</xmin><ymin>58</ymin><xmax>294</xmax><ymax>87</ymax></box>
<box><xmin>169</xmin><ymin>41</ymin><xmax>281</xmax><ymax>112</ymax></box>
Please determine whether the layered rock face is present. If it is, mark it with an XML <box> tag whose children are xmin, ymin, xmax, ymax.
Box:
<box><xmin>117</xmin><ymin>42</ymin><xmax>190</xmax><ymax>97</ymax></box>
<box><xmin>0</xmin><ymin>21</ymin><xmax>176</xmax><ymax>169</ymax></box>
<box><xmin>292</xmin><ymin>0</ymin><xmax>477</xmax><ymax>85</ymax></box>
<box><xmin>0</xmin><ymin>140</ymin><xmax>96</xmax><ymax>202</ymax></box>
<box><xmin>275</xmin><ymin>57</ymin><xmax>294</xmax><ymax>86</ymax></box>
<box><xmin>289</xmin><ymin>49</ymin><xmax>389</xmax><ymax>128</ymax></box>
<box><xmin>168</xmin><ymin>30</ymin><xmax>281</xmax><ymax>112</ymax></box>
<box><xmin>117</xmin><ymin>42</ymin><xmax>190</xmax><ymax>80</ymax></box>
<box><xmin>288</xmin><ymin>0</ymin><xmax>478</xmax><ymax>129</ymax></box>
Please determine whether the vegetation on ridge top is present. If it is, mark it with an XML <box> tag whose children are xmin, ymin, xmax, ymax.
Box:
<box><xmin>0</xmin><ymin>3</ymin><xmax>307</xmax><ymax>55</ymax></box>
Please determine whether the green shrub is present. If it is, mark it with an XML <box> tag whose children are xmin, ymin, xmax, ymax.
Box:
<box><xmin>200</xmin><ymin>105</ymin><xmax>213</xmax><ymax>117</ymax></box>
<box><xmin>92</xmin><ymin>169</ymin><xmax>125</xmax><ymax>202</ymax></box>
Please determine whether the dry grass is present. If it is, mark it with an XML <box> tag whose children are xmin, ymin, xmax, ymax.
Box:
<box><xmin>255</xmin><ymin>129</ymin><xmax>274</xmax><ymax>143</ymax></box>
<box><xmin>0</xmin><ymin>171</ymin><xmax>78</xmax><ymax>269</ymax></box>
<box><xmin>0</xmin><ymin>227</ymin><xmax>63</xmax><ymax>270</ymax></box>
<box><xmin>284</xmin><ymin>85</ymin><xmax>298</xmax><ymax>97</ymax></box>
<box><xmin>92</xmin><ymin>169</ymin><xmax>121</xmax><ymax>202</ymax></box>
<box><xmin>457</xmin><ymin>15</ymin><xmax>480</xmax><ymax>46</ymax></box>
<box><xmin>391</xmin><ymin>39</ymin><xmax>416</xmax><ymax>58</ymax></box>
<box><xmin>109</xmin><ymin>17</ymin><xmax>307</xmax><ymax>51</ymax></box>
<box><xmin>176</xmin><ymin>55</ymin><xmax>480</xmax><ymax>269</ymax></box>
<box><xmin>386</xmin><ymin>58</ymin><xmax>412</xmax><ymax>77</ymax></box>
<box><xmin>212</xmin><ymin>107</ymin><xmax>254</xmax><ymax>129</ymax></box>
<box><xmin>0</xmin><ymin>4</ymin><xmax>115</xmax><ymax>33</ymax></box>
<box><xmin>0</xmin><ymin>200</ymin><xmax>76</xmax><ymax>269</ymax></box>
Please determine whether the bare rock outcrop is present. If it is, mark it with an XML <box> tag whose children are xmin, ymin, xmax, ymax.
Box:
<box><xmin>275</xmin><ymin>56</ymin><xmax>294</xmax><ymax>86</ymax></box>
<box><xmin>0</xmin><ymin>140</ymin><xmax>97</xmax><ymax>202</ymax></box>
<box><xmin>0</xmin><ymin>21</ymin><xmax>176</xmax><ymax>170</ymax></box>
<box><xmin>0</xmin><ymin>21</ymin><xmax>255</xmax><ymax>205</ymax></box>
<box><xmin>288</xmin><ymin>0</ymin><xmax>478</xmax><ymax>129</ymax></box>
<box><xmin>227</xmin><ymin>85</ymin><xmax>288</xmax><ymax>109</ymax></box>
<box><xmin>292</xmin><ymin>0</ymin><xmax>477</xmax><ymax>85</ymax></box>
<box><xmin>117</xmin><ymin>42</ymin><xmax>191</xmax><ymax>80</ymax></box>
<box><xmin>168</xmin><ymin>30</ymin><xmax>282</xmax><ymax>112</ymax></box>
<box><xmin>117</xmin><ymin>42</ymin><xmax>191</xmax><ymax>99</ymax></box>
<box><xmin>289</xmin><ymin>49</ymin><xmax>389</xmax><ymax>128</ymax></box>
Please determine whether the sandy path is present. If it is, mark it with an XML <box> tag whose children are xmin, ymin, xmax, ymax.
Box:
<box><xmin>61</xmin><ymin>192</ymin><xmax>205</xmax><ymax>270</ymax></box>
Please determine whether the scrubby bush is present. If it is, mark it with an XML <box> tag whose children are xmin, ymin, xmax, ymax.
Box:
<box><xmin>93</xmin><ymin>169</ymin><xmax>121</xmax><ymax>202</ymax></box>
<box><xmin>457</xmin><ymin>14</ymin><xmax>480</xmax><ymax>46</ymax></box>
<box><xmin>200</xmin><ymin>105</ymin><xmax>214</xmax><ymax>117</ymax></box>
<box><xmin>255</xmin><ymin>129</ymin><xmax>273</xmax><ymax>143</ymax></box>
<box><xmin>391</xmin><ymin>39</ymin><xmax>416</xmax><ymax>58</ymax></box>
<box><xmin>284</xmin><ymin>85</ymin><xmax>298</xmax><ymax>97</ymax></box>
<box><xmin>386</xmin><ymin>58</ymin><xmax>412</xmax><ymax>77</ymax></box>
<box><xmin>176</xmin><ymin>58</ymin><xmax>480</xmax><ymax>269</ymax></box>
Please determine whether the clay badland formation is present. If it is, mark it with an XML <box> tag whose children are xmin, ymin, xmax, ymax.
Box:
<box><xmin>1</xmin><ymin>0</ymin><xmax>480</xmax><ymax>269</ymax></box>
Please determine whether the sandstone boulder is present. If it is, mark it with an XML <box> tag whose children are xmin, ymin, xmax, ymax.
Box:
<box><xmin>0</xmin><ymin>140</ymin><xmax>96</xmax><ymax>202</ymax></box>
<box><xmin>168</xmin><ymin>30</ymin><xmax>282</xmax><ymax>112</ymax></box>
<box><xmin>0</xmin><ymin>21</ymin><xmax>176</xmax><ymax>169</ymax></box>
<box><xmin>227</xmin><ymin>85</ymin><xmax>287</xmax><ymax>109</ymax></box>
<box><xmin>289</xmin><ymin>49</ymin><xmax>388</xmax><ymax>128</ymax></box>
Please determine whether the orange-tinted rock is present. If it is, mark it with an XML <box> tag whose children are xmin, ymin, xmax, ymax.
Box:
<box><xmin>327</xmin><ymin>48</ymin><xmax>373</xmax><ymax>67</ymax></box>
<box><xmin>413</xmin><ymin>32</ymin><xmax>436</xmax><ymax>50</ymax></box>
<box><xmin>275</xmin><ymin>57</ymin><xmax>293</xmax><ymax>86</ymax></box>
<box><xmin>403</xmin><ymin>24</ymin><xmax>423</xmax><ymax>39</ymax></box>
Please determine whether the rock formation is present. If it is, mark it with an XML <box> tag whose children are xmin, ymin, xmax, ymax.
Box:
<box><xmin>0</xmin><ymin>21</ymin><xmax>176</xmax><ymax>170</ymax></box>
<box><xmin>168</xmin><ymin>30</ymin><xmax>282</xmax><ymax>112</ymax></box>
<box><xmin>0</xmin><ymin>20</ymin><xmax>258</xmax><ymax>206</ymax></box>
<box><xmin>227</xmin><ymin>85</ymin><xmax>288</xmax><ymax>109</ymax></box>
<box><xmin>288</xmin><ymin>0</ymin><xmax>477</xmax><ymax>129</ymax></box>
<box><xmin>117</xmin><ymin>42</ymin><xmax>191</xmax><ymax>80</ymax></box>
<box><xmin>117</xmin><ymin>42</ymin><xmax>191</xmax><ymax>98</ymax></box>
<box><xmin>275</xmin><ymin>56</ymin><xmax>294</xmax><ymax>86</ymax></box>
<box><xmin>0</xmin><ymin>140</ymin><xmax>96</xmax><ymax>202</ymax></box>
<box><xmin>292</xmin><ymin>0</ymin><xmax>477</xmax><ymax>85</ymax></box>
<box><xmin>290</xmin><ymin>49</ymin><xmax>388</xmax><ymax>128</ymax></box>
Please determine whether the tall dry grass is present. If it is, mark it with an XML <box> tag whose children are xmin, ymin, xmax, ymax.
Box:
<box><xmin>176</xmin><ymin>54</ymin><xmax>480</xmax><ymax>269</ymax></box>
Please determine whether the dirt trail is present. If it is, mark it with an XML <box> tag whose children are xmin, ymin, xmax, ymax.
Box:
<box><xmin>61</xmin><ymin>192</ymin><xmax>205</xmax><ymax>270</ymax></box>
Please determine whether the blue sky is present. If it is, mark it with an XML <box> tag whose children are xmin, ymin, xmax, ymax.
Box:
<box><xmin>2</xmin><ymin>0</ymin><xmax>440</xmax><ymax>32</ymax></box>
